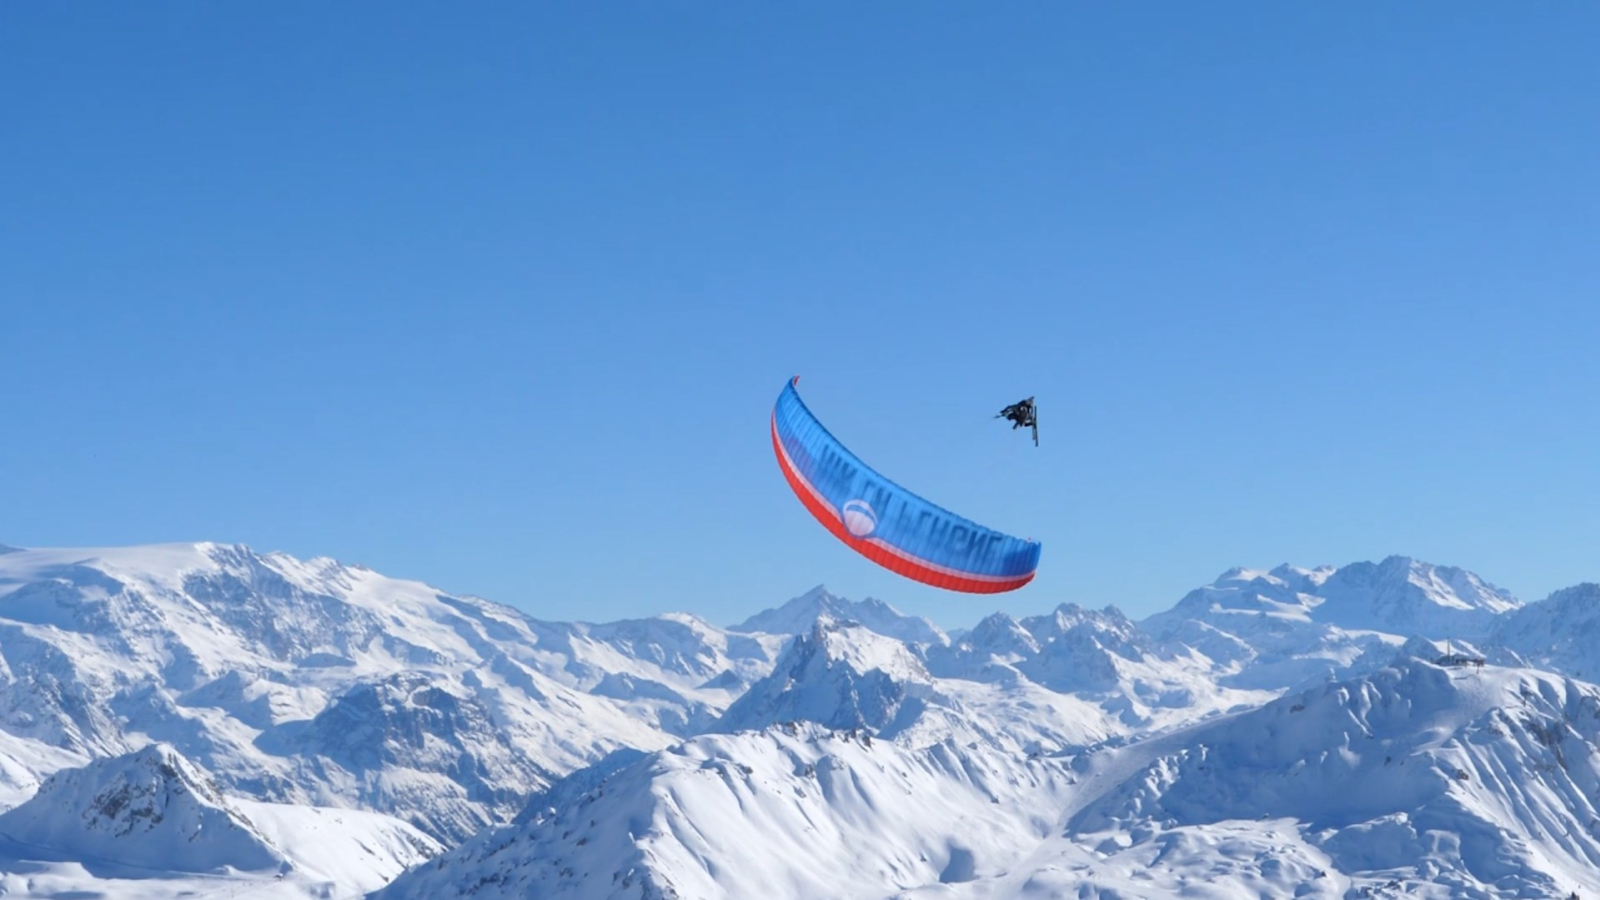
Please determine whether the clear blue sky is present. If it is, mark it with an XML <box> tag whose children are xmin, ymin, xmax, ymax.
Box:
<box><xmin>4</xmin><ymin>4</ymin><xmax>1597</xmax><ymax>628</ymax></box>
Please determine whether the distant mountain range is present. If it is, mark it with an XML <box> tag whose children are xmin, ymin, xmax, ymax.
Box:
<box><xmin>0</xmin><ymin>542</ymin><xmax>1596</xmax><ymax>897</ymax></box>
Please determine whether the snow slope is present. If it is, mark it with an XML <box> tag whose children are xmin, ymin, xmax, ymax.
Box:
<box><xmin>0</xmin><ymin>543</ymin><xmax>787</xmax><ymax>841</ymax></box>
<box><xmin>1148</xmin><ymin>558</ymin><xmax>1517</xmax><ymax>638</ymax></box>
<box><xmin>0</xmin><ymin>743</ymin><xmax>288</xmax><ymax>873</ymax></box>
<box><xmin>729</xmin><ymin>585</ymin><xmax>947</xmax><ymax>645</ymax></box>
<box><xmin>1142</xmin><ymin>557</ymin><xmax>1521</xmax><ymax>693</ymax></box>
<box><xmin>374</xmin><ymin>724</ymin><xmax>1081</xmax><ymax>900</ymax></box>
<box><xmin>1315</xmin><ymin>556</ymin><xmax>1520</xmax><ymax>635</ymax></box>
<box><xmin>3</xmin><ymin>541</ymin><xmax>1598</xmax><ymax>899</ymax></box>
<box><xmin>925</xmin><ymin>604</ymin><xmax>1270</xmax><ymax>732</ymax></box>
<box><xmin>0</xmin><ymin>744</ymin><xmax>439</xmax><ymax>898</ymax></box>
<box><xmin>382</xmin><ymin>658</ymin><xmax>1600</xmax><ymax>899</ymax></box>
<box><xmin>930</xmin><ymin>660</ymin><xmax>1600</xmax><ymax>899</ymax></box>
<box><xmin>719</xmin><ymin>619</ymin><xmax>939</xmax><ymax>736</ymax></box>
<box><xmin>0</xmin><ymin>729</ymin><xmax>86</xmax><ymax>812</ymax></box>
<box><xmin>1490</xmin><ymin>583</ymin><xmax>1600</xmax><ymax>680</ymax></box>
<box><xmin>236</xmin><ymin>800</ymin><xmax>442</xmax><ymax>892</ymax></box>
<box><xmin>717</xmin><ymin>618</ymin><xmax>1118</xmax><ymax>756</ymax></box>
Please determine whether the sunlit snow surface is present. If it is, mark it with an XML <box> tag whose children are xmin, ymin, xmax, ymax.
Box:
<box><xmin>0</xmin><ymin>543</ymin><xmax>790</xmax><ymax>841</ymax></box>
<box><xmin>381</xmin><ymin>662</ymin><xmax>1600</xmax><ymax>900</ymax></box>
<box><xmin>1</xmin><ymin>544</ymin><xmax>1600</xmax><ymax>897</ymax></box>
<box><xmin>0</xmin><ymin>744</ymin><xmax>439</xmax><ymax>898</ymax></box>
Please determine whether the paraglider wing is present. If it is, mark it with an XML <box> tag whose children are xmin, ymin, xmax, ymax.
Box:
<box><xmin>771</xmin><ymin>377</ymin><xmax>1041</xmax><ymax>593</ymax></box>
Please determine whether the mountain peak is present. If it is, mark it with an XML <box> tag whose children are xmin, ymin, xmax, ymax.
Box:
<box><xmin>965</xmin><ymin>612</ymin><xmax>1039</xmax><ymax>658</ymax></box>
<box><xmin>0</xmin><ymin>743</ymin><xmax>287</xmax><ymax>873</ymax></box>
<box><xmin>1022</xmin><ymin>603</ymin><xmax>1142</xmax><ymax>648</ymax></box>
<box><xmin>0</xmin><ymin>540</ymin><xmax>782</xmax><ymax>844</ymax></box>
<box><xmin>1155</xmin><ymin>556</ymin><xmax>1518</xmax><ymax>641</ymax></box>
<box><xmin>1489</xmin><ymin>582</ymin><xmax>1600</xmax><ymax>679</ymax></box>
<box><xmin>375</xmin><ymin>725</ymin><xmax>1082</xmax><ymax>900</ymax></box>
<box><xmin>1267</xmin><ymin>562</ymin><xmax>1335</xmax><ymax>589</ymax></box>
<box><xmin>807</xmin><ymin>616</ymin><xmax>931</xmax><ymax>675</ymax></box>
<box><xmin>716</xmin><ymin>620</ymin><xmax>935</xmax><ymax>736</ymax></box>
<box><xmin>729</xmin><ymin>586</ymin><xmax>946</xmax><ymax>645</ymax></box>
<box><xmin>1318</xmin><ymin>556</ymin><xmax>1519</xmax><ymax>633</ymax></box>
<box><xmin>1213</xmin><ymin>564</ymin><xmax>1332</xmax><ymax>593</ymax></box>
<box><xmin>1059</xmin><ymin>659</ymin><xmax>1600</xmax><ymax>896</ymax></box>
<box><xmin>1214</xmin><ymin>565</ymin><xmax>1269</xmax><ymax>584</ymax></box>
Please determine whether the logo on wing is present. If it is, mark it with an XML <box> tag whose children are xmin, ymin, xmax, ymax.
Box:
<box><xmin>840</xmin><ymin>499</ymin><xmax>878</xmax><ymax>537</ymax></box>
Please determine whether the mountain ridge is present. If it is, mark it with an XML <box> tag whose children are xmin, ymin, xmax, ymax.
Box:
<box><xmin>0</xmin><ymin>541</ymin><xmax>1595</xmax><ymax>898</ymax></box>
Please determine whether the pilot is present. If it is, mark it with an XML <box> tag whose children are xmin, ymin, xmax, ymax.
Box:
<box><xmin>999</xmin><ymin>399</ymin><xmax>1034</xmax><ymax>429</ymax></box>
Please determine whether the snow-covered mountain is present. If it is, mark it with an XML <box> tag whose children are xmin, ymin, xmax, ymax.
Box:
<box><xmin>1142</xmin><ymin>556</ymin><xmax>1521</xmax><ymax>692</ymax></box>
<box><xmin>728</xmin><ymin>585</ymin><xmax>946</xmax><ymax>645</ymax></box>
<box><xmin>0</xmin><ymin>743</ymin><xmax>439</xmax><ymax>898</ymax></box>
<box><xmin>1489</xmin><ymin>583</ymin><xmax>1600</xmax><ymax>680</ymax></box>
<box><xmin>718</xmin><ymin>618</ymin><xmax>939</xmax><ymax>737</ymax></box>
<box><xmin>380</xmin><ymin>658</ymin><xmax>1600</xmax><ymax>899</ymax></box>
<box><xmin>923</xmin><ymin>603</ymin><xmax>1270</xmax><ymax>734</ymax></box>
<box><xmin>373</xmin><ymin>723</ymin><xmax>1083</xmax><ymax>900</ymax></box>
<box><xmin>1147</xmin><ymin>557</ymin><xmax>1518</xmax><ymax>638</ymax></box>
<box><xmin>954</xmin><ymin>659</ymin><xmax>1600</xmax><ymax>898</ymax></box>
<box><xmin>1315</xmin><ymin>556</ymin><xmax>1519</xmax><ymax>635</ymax></box>
<box><xmin>0</xmin><ymin>543</ymin><xmax>786</xmax><ymax>842</ymax></box>
<box><xmin>0</xmin><ymin>743</ymin><xmax>289</xmax><ymax>873</ymax></box>
<box><xmin>717</xmin><ymin>618</ymin><xmax>1118</xmax><ymax>755</ymax></box>
<box><xmin>2</xmin><ymin>540</ymin><xmax>1597</xmax><ymax>898</ymax></box>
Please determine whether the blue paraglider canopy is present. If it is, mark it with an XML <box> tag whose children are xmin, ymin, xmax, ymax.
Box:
<box><xmin>770</xmin><ymin>377</ymin><xmax>1040</xmax><ymax>593</ymax></box>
